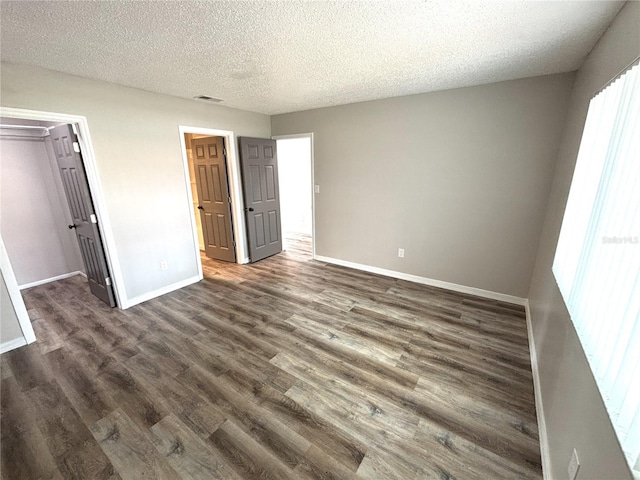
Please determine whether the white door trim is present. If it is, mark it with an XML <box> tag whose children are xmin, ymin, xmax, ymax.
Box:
<box><xmin>0</xmin><ymin>236</ymin><xmax>36</xmax><ymax>348</ymax></box>
<box><xmin>0</xmin><ymin>107</ymin><xmax>125</xmax><ymax>308</ymax></box>
<box><xmin>178</xmin><ymin>126</ymin><xmax>248</xmax><ymax>267</ymax></box>
<box><xmin>272</xmin><ymin>133</ymin><xmax>316</xmax><ymax>259</ymax></box>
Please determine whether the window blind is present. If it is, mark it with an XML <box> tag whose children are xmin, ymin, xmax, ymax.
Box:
<box><xmin>553</xmin><ymin>62</ymin><xmax>639</xmax><ymax>476</ymax></box>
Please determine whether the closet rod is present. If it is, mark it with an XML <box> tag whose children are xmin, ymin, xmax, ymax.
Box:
<box><xmin>0</xmin><ymin>124</ymin><xmax>49</xmax><ymax>131</ymax></box>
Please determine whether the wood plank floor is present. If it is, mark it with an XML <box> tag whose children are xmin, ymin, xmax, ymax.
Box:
<box><xmin>1</xmin><ymin>233</ymin><xmax>542</xmax><ymax>479</ymax></box>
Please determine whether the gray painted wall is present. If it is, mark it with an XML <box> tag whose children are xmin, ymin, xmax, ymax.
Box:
<box><xmin>1</xmin><ymin>63</ymin><xmax>270</xmax><ymax>303</ymax></box>
<box><xmin>272</xmin><ymin>74</ymin><xmax>574</xmax><ymax>297</ymax></box>
<box><xmin>528</xmin><ymin>2</ymin><xmax>639</xmax><ymax>479</ymax></box>
<box><xmin>0</xmin><ymin>272</ymin><xmax>23</xmax><ymax>345</ymax></box>
<box><xmin>0</xmin><ymin>133</ymin><xmax>84</xmax><ymax>285</ymax></box>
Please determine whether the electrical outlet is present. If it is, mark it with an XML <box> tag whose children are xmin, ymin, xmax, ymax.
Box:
<box><xmin>398</xmin><ymin>248</ymin><xmax>405</xmax><ymax>258</ymax></box>
<box><xmin>160</xmin><ymin>260</ymin><xmax>168</xmax><ymax>271</ymax></box>
<box><xmin>568</xmin><ymin>448</ymin><xmax>580</xmax><ymax>480</ymax></box>
<box><xmin>314</xmin><ymin>185</ymin><xmax>320</xmax><ymax>194</ymax></box>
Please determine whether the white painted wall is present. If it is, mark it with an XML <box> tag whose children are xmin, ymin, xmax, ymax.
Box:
<box><xmin>0</xmin><ymin>132</ymin><xmax>84</xmax><ymax>286</ymax></box>
<box><xmin>1</xmin><ymin>62</ymin><xmax>270</xmax><ymax>305</ymax></box>
<box><xmin>528</xmin><ymin>2</ymin><xmax>639</xmax><ymax>479</ymax></box>
<box><xmin>277</xmin><ymin>137</ymin><xmax>312</xmax><ymax>237</ymax></box>
<box><xmin>272</xmin><ymin>73</ymin><xmax>574</xmax><ymax>298</ymax></box>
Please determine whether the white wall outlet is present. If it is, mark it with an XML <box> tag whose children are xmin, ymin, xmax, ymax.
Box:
<box><xmin>398</xmin><ymin>248</ymin><xmax>405</xmax><ymax>258</ymax></box>
<box><xmin>568</xmin><ymin>448</ymin><xmax>580</xmax><ymax>480</ymax></box>
<box><xmin>314</xmin><ymin>184</ymin><xmax>320</xmax><ymax>194</ymax></box>
<box><xmin>160</xmin><ymin>260</ymin><xmax>168</xmax><ymax>271</ymax></box>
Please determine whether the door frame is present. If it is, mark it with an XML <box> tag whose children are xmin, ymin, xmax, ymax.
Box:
<box><xmin>178</xmin><ymin>126</ymin><xmax>248</xmax><ymax>271</ymax></box>
<box><xmin>0</xmin><ymin>106</ymin><xmax>124</xmax><ymax>308</ymax></box>
<box><xmin>0</xmin><ymin>236</ymin><xmax>36</xmax><ymax>352</ymax></box>
<box><xmin>272</xmin><ymin>133</ymin><xmax>316</xmax><ymax>259</ymax></box>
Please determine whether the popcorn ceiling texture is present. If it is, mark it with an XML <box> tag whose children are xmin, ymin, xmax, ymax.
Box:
<box><xmin>0</xmin><ymin>0</ymin><xmax>624</xmax><ymax>115</ymax></box>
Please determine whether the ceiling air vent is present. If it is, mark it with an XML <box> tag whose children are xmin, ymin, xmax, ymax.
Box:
<box><xmin>194</xmin><ymin>95</ymin><xmax>223</xmax><ymax>103</ymax></box>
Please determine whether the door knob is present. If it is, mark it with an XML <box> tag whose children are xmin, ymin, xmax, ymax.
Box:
<box><xmin>248</xmin><ymin>207</ymin><xmax>254</xmax><ymax>212</ymax></box>
<box><xmin>68</xmin><ymin>224</ymin><xmax>77</xmax><ymax>229</ymax></box>
<box><xmin>197</xmin><ymin>205</ymin><xmax>204</xmax><ymax>210</ymax></box>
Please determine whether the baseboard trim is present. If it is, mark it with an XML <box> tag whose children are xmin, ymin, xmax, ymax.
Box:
<box><xmin>123</xmin><ymin>275</ymin><xmax>201</xmax><ymax>309</ymax></box>
<box><xmin>525</xmin><ymin>300</ymin><xmax>553</xmax><ymax>479</ymax></box>
<box><xmin>313</xmin><ymin>255</ymin><xmax>527</xmax><ymax>306</ymax></box>
<box><xmin>0</xmin><ymin>336</ymin><xmax>27</xmax><ymax>354</ymax></box>
<box><xmin>19</xmin><ymin>271</ymin><xmax>85</xmax><ymax>290</ymax></box>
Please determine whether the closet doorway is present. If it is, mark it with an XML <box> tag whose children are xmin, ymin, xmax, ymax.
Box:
<box><xmin>0</xmin><ymin>107</ymin><xmax>124</xmax><ymax>352</ymax></box>
<box><xmin>0</xmin><ymin>117</ymin><xmax>116</xmax><ymax>307</ymax></box>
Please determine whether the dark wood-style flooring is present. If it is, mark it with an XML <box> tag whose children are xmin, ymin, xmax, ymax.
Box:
<box><xmin>1</xmin><ymin>233</ymin><xmax>542</xmax><ymax>479</ymax></box>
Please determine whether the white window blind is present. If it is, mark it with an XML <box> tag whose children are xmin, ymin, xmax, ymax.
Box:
<box><xmin>553</xmin><ymin>62</ymin><xmax>639</xmax><ymax>476</ymax></box>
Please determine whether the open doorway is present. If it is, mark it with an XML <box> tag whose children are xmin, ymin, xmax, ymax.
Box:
<box><xmin>274</xmin><ymin>134</ymin><xmax>315</xmax><ymax>258</ymax></box>
<box><xmin>178</xmin><ymin>126</ymin><xmax>248</xmax><ymax>273</ymax></box>
<box><xmin>183</xmin><ymin>133</ymin><xmax>235</xmax><ymax>263</ymax></box>
<box><xmin>0</xmin><ymin>108</ymin><xmax>124</xmax><ymax>352</ymax></box>
<box><xmin>0</xmin><ymin>117</ymin><xmax>117</xmax><ymax>306</ymax></box>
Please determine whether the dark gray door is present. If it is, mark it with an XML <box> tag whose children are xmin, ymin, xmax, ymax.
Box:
<box><xmin>239</xmin><ymin>137</ymin><xmax>282</xmax><ymax>262</ymax></box>
<box><xmin>191</xmin><ymin>136</ymin><xmax>236</xmax><ymax>262</ymax></box>
<box><xmin>49</xmin><ymin>124</ymin><xmax>116</xmax><ymax>307</ymax></box>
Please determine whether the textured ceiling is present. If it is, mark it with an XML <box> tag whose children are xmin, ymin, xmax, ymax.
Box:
<box><xmin>0</xmin><ymin>1</ymin><xmax>624</xmax><ymax>115</ymax></box>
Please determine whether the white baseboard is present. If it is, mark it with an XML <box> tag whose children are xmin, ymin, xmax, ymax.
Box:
<box><xmin>313</xmin><ymin>255</ymin><xmax>527</xmax><ymax>306</ymax></box>
<box><xmin>0</xmin><ymin>336</ymin><xmax>27</xmax><ymax>354</ymax></box>
<box><xmin>525</xmin><ymin>300</ymin><xmax>553</xmax><ymax>479</ymax></box>
<box><xmin>123</xmin><ymin>275</ymin><xmax>201</xmax><ymax>309</ymax></box>
<box><xmin>19</xmin><ymin>271</ymin><xmax>85</xmax><ymax>290</ymax></box>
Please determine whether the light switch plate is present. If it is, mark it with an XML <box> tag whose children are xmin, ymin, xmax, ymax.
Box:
<box><xmin>568</xmin><ymin>448</ymin><xmax>580</xmax><ymax>480</ymax></box>
<box><xmin>314</xmin><ymin>185</ymin><xmax>320</xmax><ymax>194</ymax></box>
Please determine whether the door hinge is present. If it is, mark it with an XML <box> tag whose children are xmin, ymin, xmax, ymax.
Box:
<box><xmin>72</xmin><ymin>124</ymin><xmax>79</xmax><ymax>135</ymax></box>
<box><xmin>90</xmin><ymin>214</ymin><xmax>97</xmax><ymax>224</ymax></box>
<box><xmin>73</xmin><ymin>142</ymin><xmax>81</xmax><ymax>153</ymax></box>
<box><xmin>228</xmin><ymin>196</ymin><xmax>232</xmax><ymax>204</ymax></box>
<box><xmin>105</xmin><ymin>277</ymin><xmax>112</xmax><ymax>286</ymax></box>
